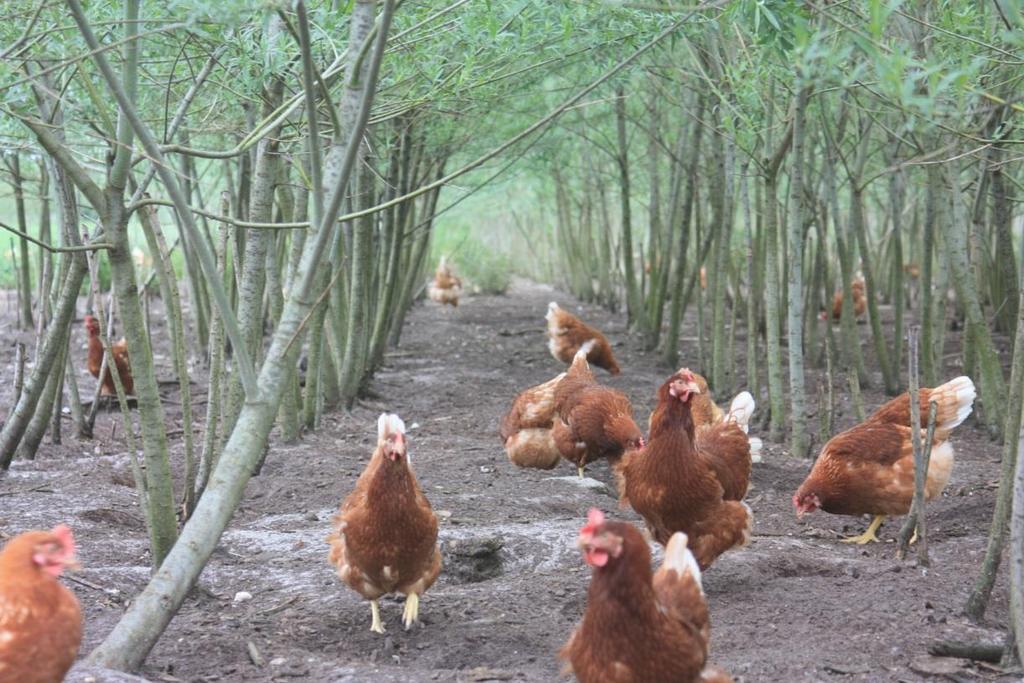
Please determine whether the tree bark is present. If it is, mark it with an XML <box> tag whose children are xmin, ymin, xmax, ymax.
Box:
<box><xmin>662</xmin><ymin>94</ymin><xmax>705</xmax><ymax>369</ymax></box>
<box><xmin>785</xmin><ymin>84</ymin><xmax>809</xmax><ymax>456</ymax></box>
<box><xmin>945</xmin><ymin>161</ymin><xmax>1007</xmax><ymax>433</ymax></box>
<box><xmin>7</xmin><ymin>154</ymin><xmax>35</xmax><ymax>329</ymax></box>
<box><xmin>965</xmin><ymin>283</ymin><xmax>1024</xmax><ymax>619</ymax></box>
<box><xmin>615</xmin><ymin>84</ymin><xmax>645</xmax><ymax>332</ymax></box>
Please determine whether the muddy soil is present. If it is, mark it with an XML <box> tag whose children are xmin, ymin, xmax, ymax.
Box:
<box><xmin>0</xmin><ymin>280</ymin><xmax>1017</xmax><ymax>682</ymax></box>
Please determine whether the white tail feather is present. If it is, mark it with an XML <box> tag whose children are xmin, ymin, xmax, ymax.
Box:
<box><xmin>663</xmin><ymin>532</ymin><xmax>703</xmax><ymax>592</ymax></box>
<box><xmin>935</xmin><ymin>376</ymin><xmax>976</xmax><ymax>431</ymax></box>
<box><xmin>748</xmin><ymin>436</ymin><xmax>763</xmax><ymax>463</ymax></box>
<box><xmin>575</xmin><ymin>339</ymin><xmax>597</xmax><ymax>360</ymax></box>
<box><xmin>725</xmin><ymin>391</ymin><xmax>756</xmax><ymax>432</ymax></box>
<box><xmin>546</xmin><ymin>301</ymin><xmax>561</xmax><ymax>322</ymax></box>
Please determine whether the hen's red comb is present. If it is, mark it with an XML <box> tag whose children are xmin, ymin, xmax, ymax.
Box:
<box><xmin>581</xmin><ymin>508</ymin><xmax>605</xmax><ymax>536</ymax></box>
<box><xmin>51</xmin><ymin>524</ymin><xmax>75</xmax><ymax>554</ymax></box>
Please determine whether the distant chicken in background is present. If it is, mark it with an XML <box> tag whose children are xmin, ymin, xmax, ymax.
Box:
<box><xmin>328</xmin><ymin>414</ymin><xmax>441</xmax><ymax>633</ymax></box>
<box><xmin>824</xmin><ymin>274</ymin><xmax>867</xmax><ymax>321</ymax></box>
<box><xmin>651</xmin><ymin>369</ymin><xmax>763</xmax><ymax>462</ymax></box>
<box><xmin>619</xmin><ymin>369</ymin><xmax>752</xmax><ymax>569</ymax></box>
<box><xmin>794</xmin><ymin>376</ymin><xmax>976</xmax><ymax>544</ymax></box>
<box><xmin>428</xmin><ymin>256</ymin><xmax>462</xmax><ymax>307</ymax></box>
<box><xmin>552</xmin><ymin>348</ymin><xmax>643</xmax><ymax>477</ymax></box>
<box><xmin>560</xmin><ymin>509</ymin><xmax>733</xmax><ymax>683</ymax></box>
<box><xmin>0</xmin><ymin>525</ymin><xmax>83</xmax><ymax>683</ymax></box>
<box><xmin>500</xmin><ymin>371</ymin><xmax>567</xmax><ymax>469</ymax></box>
<box><xmin>85</xmin><ymin>314</ymin><xmax>134</xmax><ymax>396</ymax></box>
<box><xmin>545</xmin><ymin>302</ymin><xmax>621</xmax><ymax>375</ymax></box>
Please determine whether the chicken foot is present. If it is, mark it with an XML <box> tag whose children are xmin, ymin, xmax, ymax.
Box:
<box><xmin>402</xmin><ymin>592</ymin><xmax>420</xmax><ymax>630</ymax></box>
<box><xmin>841</xmin><ymin>515</ymin><xmax>885</xmax><ymax>544</ymax></box>
<box><xmin>370</xmin><ymin>599</ymin><xmax>386</xmax><ymax>634</ymax></box>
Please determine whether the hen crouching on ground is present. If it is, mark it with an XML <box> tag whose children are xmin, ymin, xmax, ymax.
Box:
<box><xmin>793</xmin><ymin>376</ymin><xmax>975</xmax><ymax>544</ymax></box>
<box><xmin>500</xmin><ymin>371</ymin><xmax>567</xmax><ymax>469</ymax></box>
<box><xmin>327</xmin><ymin>414</ymin><xmax>441</xmax><ymax>633</ymax></box>
<box><xmin>552</xmin><ymin>347</ymin><xmax>643</xmax><ymax>477</ymax></box>
<box><xmin>545</xmin><ymin>302</ymin><xmax>621</xmax><ymax>375</ymax></box>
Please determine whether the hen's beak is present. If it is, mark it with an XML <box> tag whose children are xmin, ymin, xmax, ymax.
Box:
<box><xmin>385</xmin><ymin>433</ymin><xmax>406</xmax><ymax>461</ymax></box>
<box><xmin>686</xmin><ymin>380</ymin><xmax>702</xmax><ymax>395</ymax></box>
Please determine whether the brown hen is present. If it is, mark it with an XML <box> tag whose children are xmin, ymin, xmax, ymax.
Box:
<box><xmin>500</xmin><ymin>372</ymin><xmax>566</xmax><ymax>469</ymax></box>
<box><xmin>560</xmin><ymin>509</ymin><xmax>733</xmax><ymax>683</ymax></box>
<box><xmin>794</xmin><ymin>376</ymin><xmax>975</xmax><ymax>544</ymax></box>
<box><xmin>824</xmin><ymin>275</ymin><xmax>867</xmax><ymax>322</ymax></box>
<box><xmin>552</xmin><ymin>348</ymin><xmax>643</xmax><ymax>477</ymax></box>
<box><xmin>0</xmin><ymin>525</ymin><xmax>83</xmax><ymax>683</ymax></box>
<box><xmin>618</xmin><ymin>369</ymin><xmax>752</xmax><ymax>569</ymax></box>
<box><xmin>327</xmin><ymin>414</ymin><xmax>441</xmax><ymax>633</ymax></box>
<box><xmin>545</xmin><ymin>302</ymin><xmax>620</xmax><ymax>374</ymax></box>
<box><xmin>428</xmin><ymin>256</ymin><xmax>462</xmax><ymax>307</ymax></box>
<box><xmin>85</xmin><ymin>314</ymin><xmax>134</xmax><ymax>396</ymax></box>
<box><xmin>650</xmin><ymin>369</ymin><xmax>763</xmax><ymax>462</ymax></box>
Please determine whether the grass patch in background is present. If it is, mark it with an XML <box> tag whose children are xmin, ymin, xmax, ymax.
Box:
<box><xmin>429</xmin><ymin>177</ymin><xmax>555</xmax><ymax>295</ymax></box>
<box><xmin>431</xmin><ymin>224</ymin><xmax>513</xmax><ymax>295</ymax></box>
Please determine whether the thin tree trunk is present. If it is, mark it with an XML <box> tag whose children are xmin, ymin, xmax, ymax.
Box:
<box><xmin>921</xmin><ymin>164</ymin><xmax>941</xmax><ymax>386</ymax></box>
<box><xmin>760</xmin><ymin>86</ymin><xmax>792</xmax><ymax>441</ymax></box>
<box><xmin>1008</xmin><ymin>404</ymin><xmax>1024</xmax><ymax>664</ymax></box>
<box><xmin>709</xmin><ymin>120</ymin><xmax>733</xmax><ymax>395</ymax></box>
<box><xmin>17</xmin><ymin>329</ymin><xmax>67</xmax><ymax>460</ymax></box>
<box><xmin>615</xmin><ymin>84</ymin><xmax>645</xmax><ymax>332</ymax></box>
<box><xmin>8</xmin><ymin>154</ymin><xmax>35</xmax><ymax>329</ymax></box>
<box><xmin>197</xmin><ymin>196</ymin><xmax>231</xmax><ymax>498</ymax></box>
<box><xmin>104</xmin><ymin>199</ymin><xmax>179</xmax><ymax>567</ymax></box>
<box><xmin>965</xmin><ymin>283</ymin><xmax>1024</xmax><ymax>619</ymax></box>
<box><xmin>643</xmin><ymin>80</ymin><xmax>665</xmax><ymax>348</ymax></box>
<box><xmin>853</xmin><ymin>184</ymin><xmax>899</xmax><ymax>395</ymax></box>
<box><xmin>662</xmin><ymin>94</ymin><xmax>705</xmax><ymax>368</ymax></box>
<box><xmin>889</xmin><ymin>164</ymin><xmax>906</xmax><ymax>383</ymax></box>
<box><xmin>339</xmin><ymin>158</ymin><xmax>375</xmax><ymax>408</ymax></box>
<box><xmin>785</xmin><ymin>84</ymin><xmax>809</xmax><ymax>457</ymax></box>
<box><xmin>139</xmin><ymin>203</ymin><xmax>197</xmax><ymax>516</ymax></box>
<box><xmin>0</xmin><ymin>225</ymin><xmax>87</xmax><ymax>467</ymax></box>
<box><xmin>945</xmin><ymin>162</ymin><xmax>1007</xmax><ymax>433</ymax></box>
<box><xmin>224</xmin><ymin>27</ymin><xmax>286</xmax><ymax>434</ymax></box>
<box><xmin>743</xmin><ymin>172</ymin><xmax>760</xmax><ymax>400</ymax></box>
<box><xmin>990</xmin><ymin>139</ymin><xmax>1019</xmax><ymax>345</ymax></box>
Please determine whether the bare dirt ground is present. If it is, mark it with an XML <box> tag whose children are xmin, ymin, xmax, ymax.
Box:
<box><xmin>0</xmin><ymin>280</ymin><xmax>1018</xmax><ymax>682</ymax></box>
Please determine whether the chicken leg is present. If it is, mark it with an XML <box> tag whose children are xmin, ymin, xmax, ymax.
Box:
<box><xmin>577</xmin><ymin>466</ymin><xmax>585</xmax><ymax>478</ymax></box>
<box><xmin>841</xmin><ymin>515</ymin><xmax>885</xmax><ymax>544</ymax></box>
<box><xmin>402</xmin><ymin>592</ymin><xmax>420</xmax><ymax>630</ymax></box>
<box><xmin>370</xmin><ymin>599</ymin><xmax>386</xmax><ymax>634</ymax></box>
